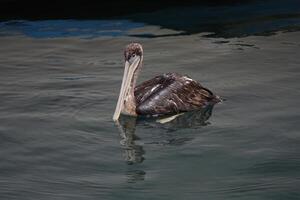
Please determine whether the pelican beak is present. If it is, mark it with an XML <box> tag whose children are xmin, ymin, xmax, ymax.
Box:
<box><xmin>113</xmin><ymin>56</ymin><xmax>141</xmax><ymax>121</ymax></box>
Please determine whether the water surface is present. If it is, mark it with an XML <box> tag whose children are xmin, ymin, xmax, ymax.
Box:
<box><xmin>0</xmin><ymin>11</ymin><xmax>300</xmax><ymax>200</ymax></box>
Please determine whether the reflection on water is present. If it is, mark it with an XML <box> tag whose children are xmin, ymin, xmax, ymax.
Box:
<box><xmin>115</xmin><ymin>106</ymin><xmax>215</xmax><ymax>184</ymax></box>
<box><xmin>116</xmin><ymin>105</ymin><xmax>214</xmax><ymax>164</ymax></box>
<box><xmin>152</xmin><ymin>105</ymin><xmax>214</xmax><ymax>130</ymax></box>
<box><xmin>0</xmin><ymin>1</ymin><xmax>300</xmax><ymax>39</ymax></box>
<box><xmin>0</xmin><ymin>20</ymin><xmax>145</xmax><ymax>38</ymax></box>
<box><xmin>128</xmin><ymin>0</ymin><xmax>300</xmax><ymax>38</ymax></box>
<box><xmin>116</xmin><ymin>116</ymin><xmax>145</xmax><ymax>164</ymax></box>
<box><xmin>126</xmin><ymin>170</ymin><xmax>146</xmax><ymax>183</ymax></box>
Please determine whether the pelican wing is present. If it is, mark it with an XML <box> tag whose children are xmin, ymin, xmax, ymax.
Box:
<box><xmin>135</xmin><ymin>73</ymin><xmax>217</xmax><ymax>116</ymax></box>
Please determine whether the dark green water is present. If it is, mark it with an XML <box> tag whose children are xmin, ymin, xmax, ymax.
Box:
<box><xmin>0</xmin><ymin>2</ymin><xmax>300</xmax><ymax>199</ymax></box>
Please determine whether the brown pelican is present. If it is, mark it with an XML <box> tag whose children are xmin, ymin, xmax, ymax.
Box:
<box><xmin>113</xmin><ymin>43</ymin><xmax>221</xmax><ymax>121</ymax></box>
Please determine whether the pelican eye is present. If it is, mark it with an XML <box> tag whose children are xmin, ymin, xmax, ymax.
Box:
<box><xmin>128</xmin><ymin>53</ymin><xmax>138</xmax><ymax>63</ymax></box>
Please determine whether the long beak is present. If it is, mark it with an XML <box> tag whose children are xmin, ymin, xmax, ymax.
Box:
<box><xmin>113</xmin><ymin>56</ymin><xmax>141</xmax><ymax>121</ymax></box>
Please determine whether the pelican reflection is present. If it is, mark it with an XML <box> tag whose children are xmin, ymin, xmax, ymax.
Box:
<box><xmin>116</xmin><ymin>105</ymin><xmax>215</xmax><ymax>164</ymax></box>
<box><xmin>116</xmin><ymin>115</ymin><xmax>145</xmax><ymax>164</ymax></box>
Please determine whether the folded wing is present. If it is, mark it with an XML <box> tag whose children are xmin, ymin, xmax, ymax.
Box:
<box><xmin>134</xmin><ymin>73</ymin><xmax>218</xmax><ymax>116</ymax></box>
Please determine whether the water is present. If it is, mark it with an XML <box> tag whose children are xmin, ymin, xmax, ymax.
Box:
<box><xmin>0</xmin><ymin>20</ymin><xmax>145</xmax><ymax>38</ymax></box>
<box><xmin>1</xmin><ymin>2</ymin><xmax>300</xmax><ymax>200</ymax></box>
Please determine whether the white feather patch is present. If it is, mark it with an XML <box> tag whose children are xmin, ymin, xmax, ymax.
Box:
<box><xmin>156</xmin><ymin>113</ymin><xmax>184</xmax><ymax>124</ymax></box>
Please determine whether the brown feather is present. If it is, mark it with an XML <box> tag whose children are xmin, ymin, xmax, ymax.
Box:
<box><xmin>134</xmin><ymin>73</ymin><xmax>219</xmax><ymax>116</ymax></box>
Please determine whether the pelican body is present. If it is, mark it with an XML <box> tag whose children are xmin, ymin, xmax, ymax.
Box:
<box><xmin>113</xmin><ymin>43</ymin><xmax>220</xmax><ymax>121</ymax></box>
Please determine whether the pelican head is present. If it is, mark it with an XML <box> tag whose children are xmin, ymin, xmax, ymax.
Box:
<box><xmin>113</xmin><ymin>43</ymin><xmax>143</xmax><ymax>121</ymax></box>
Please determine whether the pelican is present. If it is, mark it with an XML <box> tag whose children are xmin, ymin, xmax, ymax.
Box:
<box><xmin>113</xmin><ymin>43</ymin><xmax>221</xmax><ymax>121</ymax></box>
